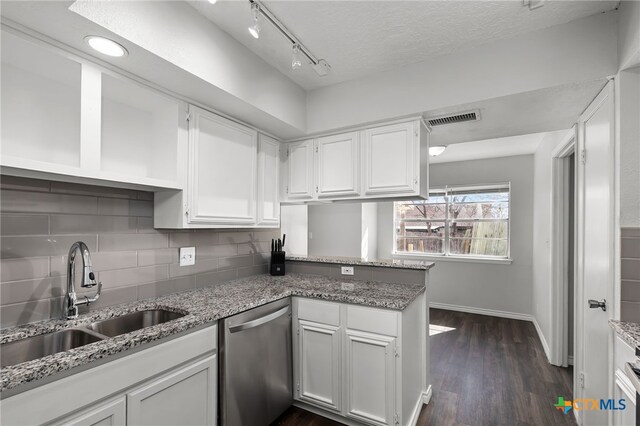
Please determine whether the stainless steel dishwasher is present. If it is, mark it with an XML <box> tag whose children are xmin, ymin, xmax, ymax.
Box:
<box><xmin>219</xmin><ymin>297</ymin><xmax>292</xmax><ymax>426</ymax></box>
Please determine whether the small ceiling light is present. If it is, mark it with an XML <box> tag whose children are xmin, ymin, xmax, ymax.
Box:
<box><xmin>84</xmin><ymin>36</ymin><xmax>127</xmax><ymax>57</ymax></box>
<box><xmin>429</xmin><ymin>146</ymin><xmax>447</xmax><ymax>157</ymax></box>
<box><xmin>523</xmin><ymin>0</ymin><xmax>545</xmax><ymax>10</ymax></box>
<box><xmin>291</xmin><ymin>44</ymin><xmax>302</xmax><ymax>70</ymax></box>
<box><xmin>208</xmin><ymin>0</ymin><xmax>218</xmax><ymax>4</ymax></box>
<box><xmin>248</xmin><ymin>3</ymin><xmax>261</xmax><ymax>39</ymax></box>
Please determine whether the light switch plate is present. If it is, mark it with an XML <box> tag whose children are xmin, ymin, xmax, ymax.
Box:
<box><xmin>341</xmin><ymin>266</ymin><xmax>354</xmax><ymax>275</ymax></box>
<box><xmin>179</xmin><ymin>247</ymin><xmax>196</xmax><ymax>266</ymax></box>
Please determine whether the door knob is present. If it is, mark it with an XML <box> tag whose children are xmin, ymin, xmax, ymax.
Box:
<box><xmin>588</xmin><ymin>299</ymin><xmax>606</xmax><ymax>311</ymax></box>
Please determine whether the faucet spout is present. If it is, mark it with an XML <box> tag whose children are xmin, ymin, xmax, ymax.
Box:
<box><xmin>64</xmin><ymin>242</ymin><xmax>102</xmax><ymax>320</ymax></box>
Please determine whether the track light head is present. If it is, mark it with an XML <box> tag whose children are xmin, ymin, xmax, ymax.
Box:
<box><xmin>248</xmin><ymin>2</ymin><xmax>261</xmax><ymax>39</ymax></box>
<box><xmin>291</xmin><ymin>44</ymin><xmax>302</xmax><ymax>70</ymax></box>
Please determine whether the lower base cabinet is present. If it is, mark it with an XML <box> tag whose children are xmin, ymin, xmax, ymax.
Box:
<box><xmin>61</xmin><ymin>397</ymin><xmax>126</xmax><ymax>426</ymax></box>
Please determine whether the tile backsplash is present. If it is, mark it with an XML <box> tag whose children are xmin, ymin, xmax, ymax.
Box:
<box><xmin>621</xmin><ymin>227</ymin><xmax>640</xmax><ymax>322</ymax></box>
<box><xmin>0</xmin><ymin>176</ymin><xmax>280</xmax><ymax>328</ymax></box>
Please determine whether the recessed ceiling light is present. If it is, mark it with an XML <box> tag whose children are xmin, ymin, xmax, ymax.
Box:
<box><xmin>84</xmin><ymin>36</ymin><xmax>128</xmax><ymax>57</ymax></box>
<box><xmin>429</xmin><ymin>146</ymin><xmax>447</xmax><ymax>157</ymax></box>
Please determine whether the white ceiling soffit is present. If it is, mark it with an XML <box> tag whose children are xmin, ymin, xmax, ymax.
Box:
<box><xmin>188</xmin><ymin>0</ymin><xmax>619</xmax><ymax>90</ymax></box>
<box><xmin>426</xmin><ymin>78</ymin><xmax>608</xmax><ymax>146</ymax></box>
<box><xmin>430</xmin><ymin>131</ymin><xmax>556</xmax><ymax>164</ymax></box>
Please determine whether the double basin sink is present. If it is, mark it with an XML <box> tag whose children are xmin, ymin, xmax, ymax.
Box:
<box><xmin>1</xmin><ymin>309</ymin><xmax>185</xmax><ymax>368</ymax></box>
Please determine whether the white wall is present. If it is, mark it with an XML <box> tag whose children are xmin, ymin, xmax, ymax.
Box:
<box><xmin>531</xmin><ymin>130</ymin><xmax>571</xmax><ymax>349</ymax></box>
<box><xmin>308</xmin><ymin>203</ymin><xmax>362</xmax><ymax>258</ymax></box>
<box><xmin>361</xmin><ymin>203</ymin><xmax>378</xmax><ymax>261</ymax></box>
<box><xmin>306</xmin><ymin>12</ymin><xmax>618</xmax><ymax>134</ymax></box>
<box><xmin>378</xmin><ymin>155</ymin><xmax>535</xmax><ymax>317</ymax></box>
<box><xmin>618</xmin><ymin>1</ymin><xmax>640</xmax><ymax>70</ymax></box>
<box><xmin>280</xmin><ymin>205</ymin><xmax>308</xmax><ymax>257</ymax></box>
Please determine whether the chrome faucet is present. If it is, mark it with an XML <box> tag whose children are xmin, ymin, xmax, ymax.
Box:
<box><xmin>64</xmin><ymin>241</ymin><xmax>102</xmax><ymax>319</ymax></box>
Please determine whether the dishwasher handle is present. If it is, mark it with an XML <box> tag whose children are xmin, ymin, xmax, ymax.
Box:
<box><xmin>228</xmin><ymin>306</ymin><xmax>290</xmax><ymax>333</ymax></box>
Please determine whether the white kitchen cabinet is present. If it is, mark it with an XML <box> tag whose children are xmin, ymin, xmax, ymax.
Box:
<box><xmin>57</xmin><ymin>397</ymin><xmax>126</xmax><ymax>426</ymax></box>
<box><xmin>612</xmin><ymin>335</ymin><xmax>637</xmax><ymax>426</ymax></box>
<box><xmin>316</xmin><ymin>132</ymin><xmax>360</xmax><ymax>198</ymax></box>
<box><xmin>297</xmin><ymin>319</ymin><xmax>342</xmax><ymax>412</ymax></box>
<box><xmin>257</xmin><ymin>134</ymin><xmax>281</xmax><ymax>226</ymax></box>
<box><xmin>284</xmin><ymin>140</ymin><xmax>315</xmax><ymax>201</ymax></box>
<box><xmin>345</xmin><ymin>330</ymin><xmax>396</xmax><ymax>426</ymax></box>
<box><xmin>363</xmin><ymin>121</ymin><xmax>423</xmax><ymax>197</ymax></box>
<box><xmin>127</xmin><ymin>355</ymin><xmax>216</xmax><ymax>426</ymax></box>
<box><xmin>0</xmin><ymin>28</ymin><xmax>183</xmax><ymax>191</ymax></box>
<box><xmin>186</xmin><ymin>105</ymin><xmax>257</xmax><ymax>226</ymax></box>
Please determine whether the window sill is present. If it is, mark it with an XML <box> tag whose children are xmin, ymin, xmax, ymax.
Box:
<box><xmin>392</xmin><ymin>253</ymin><xmax>513</xmax><ymax>265</ymax></box>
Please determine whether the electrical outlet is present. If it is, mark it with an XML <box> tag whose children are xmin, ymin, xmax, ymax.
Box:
<box><xmin>179</xmin><ymin>247</ymin><xmax>196</xmax><ymax>266</ymax></box>
<box><xmin>341</xmin><ymin>266</ymin><xmax>354</xmax><ymax>275</ymax></box>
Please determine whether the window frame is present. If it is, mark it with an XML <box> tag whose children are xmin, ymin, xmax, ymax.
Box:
<box><xmin>392</xmin><ymin>183</ymin><xmax>512</xmax><ymax>263</ymax></box>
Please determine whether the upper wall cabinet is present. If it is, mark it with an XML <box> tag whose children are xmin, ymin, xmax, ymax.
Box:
<box><xmin>186</xmin><ymin>105</ymin><xmax>257</xmax><ymax>226</ymax></box>
<box><xmin>257</xmin><ymin>134</ymin><xmax>281</xmax><ymax>226</ymax></box>
<box><xmin>281</xmin><ymin>119</ymin><xmax>428</xmax><ymax>204</ymax></box>
<box><xmin>0</xmin><ymin>29</ymin><xmax>183</xmax><ymax>191</ymax></box>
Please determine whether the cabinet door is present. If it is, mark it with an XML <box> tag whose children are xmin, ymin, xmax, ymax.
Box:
<box><xmin>257</xmin><ymin>134</ymin><xmax>280</xmax><ymax>226</ymax></box>
<box><xmin>345</xmin><ymin>330</ymin><xmax>396</xmax><ymax>426</ymax></box>
<box><xmin>187</xmin><ymin>105</ymin><xmax>257</xmax><ymax>225</ymax></box>
<box><xmin>363</xmin><ymin>122</ymin><xmax>418</xmax><ymax>196</ymax></box>
<box><xmin>316</xmin><ymin>132</ymin><xmax>360</xmax><ymax>198</ymax></box>
<box><xmin>297</xmin><ymin>319</ymin><xmax>341</xmax><ymax>412</ymax></box>
<box><xmin>285</xmin><ymin>140</ymin><xmax>314</xmax><ymax>200</ymax></box>
<box><xmin>127</xmin><ymin>355</ymin><xmax>216</xmax><ymax>426</ymax></box>
<box><xmin>57</xmin><ymin>397</ymin><xmax>125</xmax><ymax>426</ymax></box>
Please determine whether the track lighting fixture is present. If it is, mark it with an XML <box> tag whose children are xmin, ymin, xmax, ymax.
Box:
<box><xmin>248</xmin><ymin>2</ymin><xmax>261</xmax><ymax>39</ymax></box>
<box><xmin>248</xmin><ymin>0</ymin><xmax>330</xmax><ymax>76</ymax></box>
<box><xmin>291</xmin><ymin>44</ymin><xmax>302</xmax><ymax>70</ymax></box>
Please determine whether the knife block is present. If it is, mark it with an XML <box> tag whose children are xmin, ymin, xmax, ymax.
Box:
<box><xmin>270</xmin><ymin>251</ymin><xmax>285</xmax><ymax>276</ymax></box>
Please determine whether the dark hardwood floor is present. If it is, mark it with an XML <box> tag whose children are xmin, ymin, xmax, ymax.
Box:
<box><xmin>274</xmin><ymin>308</ymin><xmax>575</xmax><ymax>426</ymax></box>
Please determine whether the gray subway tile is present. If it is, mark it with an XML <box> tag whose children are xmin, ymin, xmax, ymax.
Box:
<box><xmin>621</xmin><ymin>237</ymin><xmax>640</xmax><ymax>259</ymax></box>
<box><xmin>621</xmin><ymin>228</ymin><xmax>640</xmax><ymax>238</ymax></box>
<box><xmin>621</xmin><ymin>280</ymin><xmax>640</xmax><ymax>302</ymax></box>
<box><xmin>1</xmin><ymin>299</ymin><xmax>52</xmax><ymax>329</ymax></box>
<box><xmin>51</xmin><ymin>181</ymin><xmax>138</xmax><ymax>199</ymax></box>
<box><xmin>169</xmin><ymin>231</ymin><xmax>219</xmax><ymax>248</ymax></box>
<box><xmin>137</xmin><ymin>276</ymin><xmax>195</xmax><ymax>300</ymax></box>
<box><xmin>76</xmin><ymin>285</ymin><xmax>138</xmax><ymax>313</ymax></box>
<box><xmin>371</xmin><ymin>268</ymin><xmax>426</xmax><ymax>285</ymax></box>
<box><xmin>621</xmin><ymin>258</ymin><xmax>640</xmax><ymax>281</ymax></box>
<box><xmin>238</xmin><ymin>241</ymin><xmax>271</xmax><ymax>255</ymax></box>
<box><xmin>293</xmin><ymin>262</ymin><xmax>334</xmax><ymax>277</ymax></box>
<box><xmin>218</xmin><ymin>231</ymin><xmax>254</xmax><ymax>245</ymax></box>
<box><xmin>98</xmin><ymin>233</ymin><xmax>168</xmax><ymax>251</ymax></box>
<box><xmin>97</xmin><ymin>198</ymin><xmax>153</xmax><ymax>217</ymax></box>
<box><xmin>237</xmin><ymin>264</ymin><xmax>269</xmax><ymax>279</ymax></box>
<box><xmin>137</xmin><ymin>191</ymin><xmax>154</xmax><ymax>201</ymax></box>
<box><xmin>0</xmin><ymin>275</ymin><xmax>65</xmax><ymax>305</ymax></box>
<box><xmin>197</xmin><ymin>244</ymin><xmax>238</xmax><ymax>259</ymax></box>
<box><xmin>50</xmin><ymin>251</ymin><xmax>138</xmax><ymax>276</ymax></box>
<box><xmin>1</xmin><ymin>176</ymin><xmax>50</xmax><ymax>192</ymax></box>
<box><xmin>138</xmin><ymin>248</ymin><xmax>179</xmax><ymax>266</ymax></box>
<box><xmin>169</xmin><ymin>258</ymin><xmax>218</xmax><ymax>278</ymax></box>
<box><xmin>1</xmin><ymin>190</ymin><xmax>97</xmax><ymax>214</ymax></box>
<box><xmin>1</xmin><ymin>257</ymin><xmax>49</xmax><ymax>282</ymax></box>
<box><xmin>98</xmin><ymin>265</ymin><xmax>169</xmax><ymax>289</ymax></box>
<box><xmin>196</xmin><ymin>269</ymin><xmax>237</xmax><ymax>288</ymax></box>
<box><xmin>1</xmin><ymin>235</ymin><xmax>97</xmax><ymax>259</ymax></box>
<box><xmin>621</xmin><ymin>301</ymin><xmax>640</xmax><ymax>323</ymax></box>
<box><xmin>1</xmin><ymin>214</ymin><xmax>49</xmax><ymax>236</ymax></box>
<box><xmin>136</xmin><ymin>217</ymin><xmax>156</xmax><ymax>233</ymax></box>
<box><xmin>218</xmin><ymin>255</ymin><xmax>253</xmax><ymax>271</ymax></box>
<box><xmin>253</xmin><ymin>253</ymin><xmax>270</xmax><ymax>265</ymax></box>
<box><xmin>50</xmin><ymin>214</ymin><xmax>137</xmax><ymax>234</ymax></box>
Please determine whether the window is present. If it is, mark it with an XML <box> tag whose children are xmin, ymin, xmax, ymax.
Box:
<box><xmin>394</xmin><ymin>184</ymin><xmax>510</xmax><ymax>259</ymax></box>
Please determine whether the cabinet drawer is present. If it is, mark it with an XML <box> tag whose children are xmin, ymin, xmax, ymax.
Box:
<box><xmin>346</xmin><ymin>305</ymin><xmax>398</xmax><ymax>337</ymax></box>
<box><xmin>297</xmin><ymin>298</ymin><xmax>340</xmax><ymax>326</ymax></box>
<box><xmin>614</xmin><ymin>335</ymin><xmax>636</xmax><ymax>372</ymax></box>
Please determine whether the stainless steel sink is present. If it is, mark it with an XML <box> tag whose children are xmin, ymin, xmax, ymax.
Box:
<box><xmin>85</xmin><ymin>309</ymin><xmax>185</xmax><ymax>337</ymax></box>
<box><xmin>0</xmin><ymin>328</ymin><xmax>104</xmax><ymax>368</ymax></box>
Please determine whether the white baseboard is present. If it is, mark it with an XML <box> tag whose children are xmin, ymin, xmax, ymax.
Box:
<box><xmin>532</xmin><ymin>317</ymin><xmax>551</xmax><ymax>362</ymax></box>
<box><xmin>408</xmin><ymin>386</ymin><xmax>433</xmax><ymax>426</ymax></box>
<box><xmin>429</xmin><ymin>302</ymin><xmax>533</xmax><ymax>322</ymax></box>
<box><xmin>423</xmin><ymin>385</ymin><xmax>432</xmax><ymax>404</ymax></box>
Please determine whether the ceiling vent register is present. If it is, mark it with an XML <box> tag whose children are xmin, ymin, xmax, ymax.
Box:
<box><xmin>427</xmin><ymin>110</ymin><xmax>479</xmax><ymax>127</ymax></box>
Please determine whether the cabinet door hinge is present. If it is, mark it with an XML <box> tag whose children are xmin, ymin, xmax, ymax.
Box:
<box><xmin>394</xmin><ymin>346</ymin><xmax>400</xmax><ymax>358</ymax></box>
<box><xmin>394</xmin><ymin>413</ymin><xmax>400</xmax><ymax>425</ymax></box>
<box><xmin>580</xmin><ymin>149</ymin><xmax>586</xmax><ymax>165</ymax></box>
<box><xmin>185</xmin><ymin>111</ymin><xmax>191</xmax><ymax>122</ymax></box>
<box><xmin>286</xmin><ymin>148</ymin><xmax>290</xmax><ymax>157</ymax></box>
<box><xmin>296</xmin><ymin>326</ymin><xmax>299</xmax><ymax>335</ymax></box>
<box><xmin>296</xmin><ymin>382</ymin><xmax>300</xmax><ymax>391</ymax></box>
<box><xmin>286</xmin><ymin>186</ymin><xmax>289</xmax><ymax>194</ymax></box>
<box><xmin>579</xmin><ymin>372</ymin><xmax>585</xmax><ymax>388</ymax></box>
<box><xmin>316</xmin><ymin>185</ymin><xmax>319</xmax><ymax>193</ymax></box>
<box><xmin>315</xmin><ymin>145</ymin><xmax>318</xmax><ymax>153</ymax></box>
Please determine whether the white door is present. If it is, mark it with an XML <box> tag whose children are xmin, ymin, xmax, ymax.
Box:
<box><xmin>575</xmin><ymin>81</ymin><xmax>615</xmax><ymax>425</ymax></box>
<box><xmin>345</xmin><ymin>330</ymin><xmax>396</xmax><ymax>426</ymax></box>
<box><xmin>257</xmin><ymin>134</ymin><xmax>280</xmax><ymax>226</ymax></box>
<box><xmin>363</xmin><ymin>122</ymin><xmax>418</xmax><ymax>196</ymax></box>
<box><xmin>58</xmin><ymin>397</ymin><xmax>126</xmax><ymax>426</ymax></box>
<box><xmin>316</xmin><ymin>132</ymin><xmax>360</xmax><ymax>198</ymax></box>
<box><xmin>127</xmin><ymin>355</ymin><xmax>216</xmax><ymax>426</ymax></box>
<box><xmin>187</xmin><ymin>105</ymin><xmax>257</xmax><ymax>225</ymax></box>
<box><xmin>297</xmin><ymin>319</ymin><xmax>341</xmax><ymax>412</ymax></box>
<box><xmin>285</xmin><ymin>140</ymin><xmax>315</xmax><ymax>200</ymax></box>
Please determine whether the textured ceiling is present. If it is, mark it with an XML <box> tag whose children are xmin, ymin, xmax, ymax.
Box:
<box><xmin>188</xmin><ymin>0</ymin><xmax>619</xmax><ymax>90</ymax></box>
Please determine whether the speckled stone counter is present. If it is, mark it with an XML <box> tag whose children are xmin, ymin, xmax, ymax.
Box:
<box><xmin>0</xmin><ymin>273</ymin><xmax>424</xmax><ymax>393</ymax></box>
<box><xmin>286</xmin><ymin>256</ymin><xmax>436</xmax><ymax>270</ymax></box>
<box><xmin>609</xmin><ymin>319</ymin><xmax>640</xmax><ymax>348</ymax></box>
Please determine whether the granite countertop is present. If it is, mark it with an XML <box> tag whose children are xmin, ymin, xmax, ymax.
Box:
<box><xmin>609</xmin><ymin>319</ymin><xmax>640</xmax><ymax>348</ymax></box>
<box><xmin>0</xmin><ymin>273</ymin><xmax>424</xmax><ymax>393</ymax></box>
<box><xmin>286</xmin><ymin>256</ymin><xmax>436</xmax><ymax>270</ymax></box>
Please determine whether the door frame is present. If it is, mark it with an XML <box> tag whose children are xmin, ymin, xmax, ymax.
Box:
<box><xmin>550</xmin><ymin>125</ymin><xmax>577</xmax><ymax>368</ymax></box>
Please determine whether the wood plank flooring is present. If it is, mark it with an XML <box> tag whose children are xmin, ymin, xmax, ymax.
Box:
<box><xmin>274</xmin><ymin>308</ymin><xmax>576</xmax><ymax>426</ymax></box>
